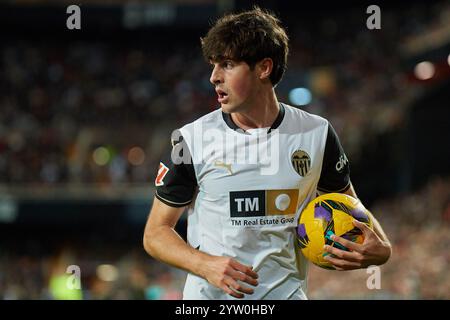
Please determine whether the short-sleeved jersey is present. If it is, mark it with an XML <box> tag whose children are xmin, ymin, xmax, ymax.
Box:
<box><xmin>155</xmin><ymin>103</ymin><xmax>350</xmax><ymax>300</ymax></box>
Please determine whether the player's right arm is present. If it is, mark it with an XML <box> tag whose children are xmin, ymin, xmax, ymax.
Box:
<box><xmin>143</xmin><ymin>133</ymin><xmax>258</xmax><ymax>298</ymax></box>
<box><xmin>143</xmin><ymin>197</ymin><xmax>258</xmax><ymax>298</ymax></box>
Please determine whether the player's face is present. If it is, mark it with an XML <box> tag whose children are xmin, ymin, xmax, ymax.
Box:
<box><xmin>209</xmin><ymin>60</ymin><xmax>259</xmax><ymax>113</ymax></box>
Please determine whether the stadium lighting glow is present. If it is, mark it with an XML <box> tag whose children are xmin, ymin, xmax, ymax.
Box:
<box><xmin>289</xmin><ymin>88</ymin><xmax>312</xmax><ymax>106</ymax></box>
<box><xmin>96</xmin><ymin>264</ymin><xmax>119</xmax><ymax>282</ymax></box>
<box><xmin>414</xmin><ymin>61</ymin><xmax>435</xmax><ymax>80</ymax></box>
<box><xmin>93</xmin><ymin>147</ymin><xmax>110</xmax><ymax>166</ymax></box>
<box><xmin>128</xmin><ymin>146</ymin><xmax>145</xmax><ymax>166</ymax></box>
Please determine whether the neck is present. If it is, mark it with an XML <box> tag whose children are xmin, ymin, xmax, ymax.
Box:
<box><xmin>231</xmin><ymin>88</ymin><xmax>280</xmax><ymax>130</ymax></box>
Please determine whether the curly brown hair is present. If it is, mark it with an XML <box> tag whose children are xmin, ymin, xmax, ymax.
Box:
<box><xmin>201</xmin><ymin>6</ymin><xmax>289</xmax><ymax>87</ymax></box>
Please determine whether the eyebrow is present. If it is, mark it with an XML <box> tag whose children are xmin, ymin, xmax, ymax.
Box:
<box><xmin>209</xmin><ymin>54</ymin><xmax>235</xmax><ymax>63</ymax></box>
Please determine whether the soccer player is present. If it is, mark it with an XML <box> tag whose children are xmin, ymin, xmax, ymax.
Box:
<box><xmin>143</xmin><ymin>7</ymin><xmax>392</xmax><ymax>300</ymax></box>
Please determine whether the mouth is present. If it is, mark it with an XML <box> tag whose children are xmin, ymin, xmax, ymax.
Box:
<box><xmin>216</xmin><ymin>89</ymin><xmax>229</xmax><ymax>104</ymax></box>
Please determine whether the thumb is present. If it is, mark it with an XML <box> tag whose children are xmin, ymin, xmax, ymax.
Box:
<box><xmin>353</xmin><ymin>219</ymin><xmax>371</xmax><ymax>235</ymax></box>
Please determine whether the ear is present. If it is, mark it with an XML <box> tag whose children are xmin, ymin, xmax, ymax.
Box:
<box><xmin>258</xmin><ymin>58</ymin><xmax>273</xmax><ymax>81</ymax></box>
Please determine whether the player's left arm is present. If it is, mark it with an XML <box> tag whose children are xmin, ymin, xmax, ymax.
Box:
<box><xmin>343</xmin><ymin>183</ymin><xmax>391</xmax><ymax>249</ymax></box>
<box><xmin>322</xmin><ymin>182</ymin><xmax>392</xmax><ymax>271</ymax></box>
<box><xmin>318</xmin><ymin>123</ymin><xmax>392</xmax><ymax>270</ymax></box>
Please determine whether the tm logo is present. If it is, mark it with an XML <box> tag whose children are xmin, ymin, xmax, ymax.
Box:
<box><xmin>229</xmin><ymin>189</ymin><xmax>299</xmax><ymax>218</ymax></box>
<box><xmin>230</xmin><ymin>191</ymin><xmax>265</xmax><ymax>217</ymax></box>
<box><xmin>235</xmin><ymin>197</ymin><xmax>260</xmax><ymax>213</ymax></box>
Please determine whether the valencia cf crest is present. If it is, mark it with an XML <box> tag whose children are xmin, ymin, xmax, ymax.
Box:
<box><xmin>291</xmin><ymin>150</ymin><xmax>311</xmax><ymax>177</ymax></box>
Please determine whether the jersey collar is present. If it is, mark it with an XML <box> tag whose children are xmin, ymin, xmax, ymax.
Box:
<box><xmin>221</xmin><ymin>103</ymin><xmax>285</xmax><ymax>133</ymax></box>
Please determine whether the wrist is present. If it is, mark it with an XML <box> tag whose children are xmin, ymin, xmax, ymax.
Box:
<box><xmin>190</xmin><ymin>249</ymin><xmax>212</xmax><ymax>279</ymax></box>
<box><xmin>379</xmin><ymin>241</ymin><xmax>392</xmax><ymax>265</ymax></box>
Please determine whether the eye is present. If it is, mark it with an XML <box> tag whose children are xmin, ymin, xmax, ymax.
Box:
<box><xmin>223</xmin><ymin>60</ymin><xmax>233</xmax><ymax>69</ymax></box>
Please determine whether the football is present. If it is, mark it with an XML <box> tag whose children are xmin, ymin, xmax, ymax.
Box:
<box><xmin>296</xmin><ymin>193</ymin><xmax>373</xmax><ymax>269</ymax></box>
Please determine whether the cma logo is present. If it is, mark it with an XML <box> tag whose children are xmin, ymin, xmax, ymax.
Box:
<box><xmin>335</xmin><ymin>154</ymin><xmax>349</xmax><ymax>172</ymax></box>
<box><xmin>229</xmin><ymin>189</ymin><xmax>299</xmax><ymax>218</ymax></box>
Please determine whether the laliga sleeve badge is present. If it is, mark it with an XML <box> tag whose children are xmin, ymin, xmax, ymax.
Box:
<box><xmin>155</xmin><ymin>162</ymin><xmax>169</xmax><ymax>186</ymax></box>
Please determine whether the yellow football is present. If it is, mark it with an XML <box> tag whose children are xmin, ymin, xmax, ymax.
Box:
<box><xmin>296</xmin><ymin>193</ymin><xmax>373</xmax><ymax>269</ymax></box>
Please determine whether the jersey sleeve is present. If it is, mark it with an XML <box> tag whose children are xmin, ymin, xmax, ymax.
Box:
<box><xmin>154</xmin><ymin>132</ymin><xmax>197</xmax><ymax>207</ymax></box>
<box><xmin>317</xmin><ymin>123</ymin><xmax>351</xmax><ymax>193</ymax></box>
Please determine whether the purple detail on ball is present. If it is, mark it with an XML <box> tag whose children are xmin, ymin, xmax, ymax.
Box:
<box><xmin>341</xmin><ymin>227</ymin><xmax>363</xmax><ymax>243</ymax></box>
<box><xmin>314</xmin><ymin>205</ymin><xmax>332</xmax><ymax>222</ymax></box>
<box><xmin>297</xmin><ymin>223</ymin><xmax>309</xmax><ymax>249</ymax></box>
<box><xmin>350</xmin><ymin>208</ymin><xmax>369</xmax><ymax>223</ymax></box>
<box><xmin>297</xmin><ymin>223</ymin><xmax>307</xmax><ymax>238</ymax></box>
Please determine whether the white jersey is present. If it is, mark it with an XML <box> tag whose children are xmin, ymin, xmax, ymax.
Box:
<box><xmin>155</xmin><ymin>103</ymin><xmax>350</xmax><ymax>300</ymax></box>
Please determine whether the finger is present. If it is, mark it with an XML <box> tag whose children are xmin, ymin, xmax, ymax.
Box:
<box><xmin>225</xmin><ymin>275</ymin><xmax>255</xmax><ymax>295</ymax></box>
<box><xmin>221</xmin><ymin>284</ymin><xmax>244</xmax><ymax>299</ymax></box>
<box><xmin>229</xmin><ymin>260</ymin><xmax>258</xmax><ymax>279</ymax></box>
<box><xmin>353</xmin><ymin>219</ymin><xmax>372</xmax><ymax>235</ymax></box>
<box><xmin>329</xmin><ymin>234</ymin><xmax>362</xmax><ymax>253</ymax></box>
<box><xmin>323</xmin><ymin>255</ymin><xmax>361</xmax><ymax>270</ymax></box>
<box><xmin>228</xmin><ymin>269</ymin><xmax>259</xmax><ymax>286</ymax></box>
<box><xmin>323</xmin><ymin>245</ymin><xmax>362</xmax><ymax>262</ymax></box>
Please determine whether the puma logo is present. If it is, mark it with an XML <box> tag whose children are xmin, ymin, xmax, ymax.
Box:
<box><xmin>214</xmin><ymin>160</ymin><xmax>233</xmax><ymax>175</ymax></box>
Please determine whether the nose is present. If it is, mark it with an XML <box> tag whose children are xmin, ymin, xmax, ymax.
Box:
<box><xmin>209</xmin><ymin>64</ymin><xmax>223</xmax><ymax>85</ymax></box>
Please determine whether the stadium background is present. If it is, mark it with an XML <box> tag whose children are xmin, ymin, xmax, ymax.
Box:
<box><xmin>0</xmin><ymin>0</ymin><xmax>449</xmax><ymax>300</ymax></box>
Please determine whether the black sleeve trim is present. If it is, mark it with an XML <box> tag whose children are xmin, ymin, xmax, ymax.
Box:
<box><xmin>317</xmin><ymin>181</ymin><xmax>351</xmax><ymax>193</ymax></box>
<box><xmin>155</xmin><ymin>191</ymin><xmax>193</xmax><ymax>208</ymax></box>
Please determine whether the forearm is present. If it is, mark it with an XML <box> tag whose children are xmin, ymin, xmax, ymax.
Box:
<box><xmin>143</xmin><ymin>225</ymin><xmax>211</xmax><ymax>278</ymax></box>
<box><xmin>343</xmin><ymin>184</ymin><xmax>390</xmax><ymax>243</ymax></box>
<box><xmin>341</xmin><ymin>183</ymin><xmax>392</xmax><ymax>264</ymax></box>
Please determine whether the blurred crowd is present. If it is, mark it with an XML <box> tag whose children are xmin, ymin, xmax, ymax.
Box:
<box><xmin>0</xmin><ymin>40</ymin><xmax>213</xmax><ymax>185</ymax></box>
<box><xmin>0</xmin><ymin>242</ymin><xmax>186</xmax><ymax>300</ymax></box>
<box><xmin>0</xmin><ymin>176</ymin><xmax>448</xmax><ymax>300</ymax></box>
<box><xmin>1</xmin><ymin>2</ymin><xmax>448</xmax><ymax>186</ymax></box>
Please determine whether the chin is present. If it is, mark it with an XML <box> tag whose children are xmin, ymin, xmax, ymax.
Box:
<box><xmin>220</xmin><ymin>104</ymin><xmax>234</xmax><ymax>113</ymax></box>
<box><xmin>221</xmin><ymin>103</ymin><xmax>242</xmax><ymax>114</ymax></box>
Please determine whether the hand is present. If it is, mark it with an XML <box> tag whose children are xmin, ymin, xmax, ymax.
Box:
<box><xmin>323</xmin><ymin>219</ymin><xmax>392</xmax><ymax>271</ymax></box>
<box><xmin>200</xmin><ymin>256</ymin><xmax>259</xmax><ymax>298</ymax></box>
